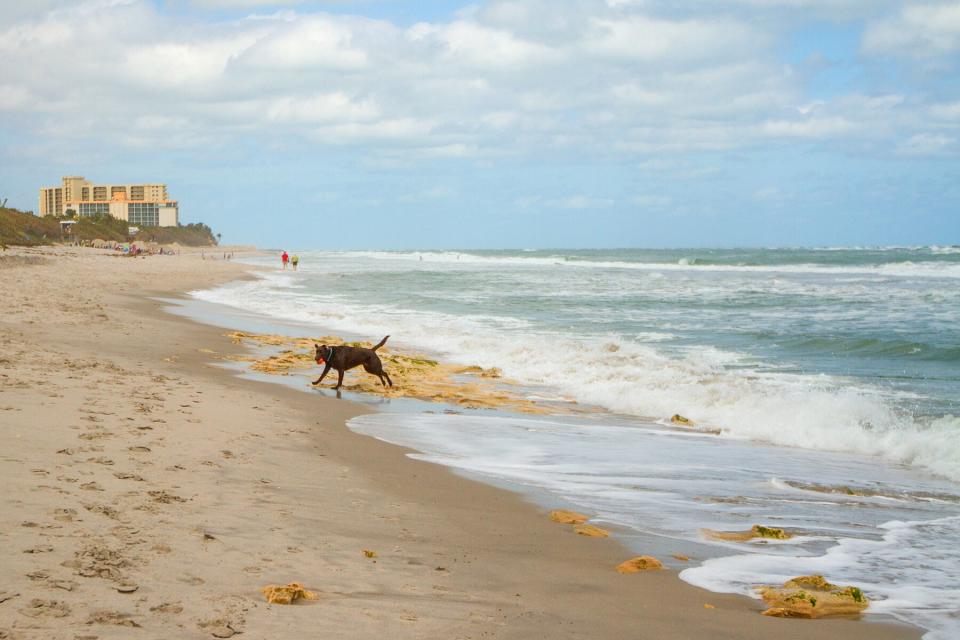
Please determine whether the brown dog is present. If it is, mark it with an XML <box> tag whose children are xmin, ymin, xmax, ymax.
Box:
<box><xmin>312</xmin><ymin>336</ymin><xmax>393</xmax><ymax>389</ymax></box>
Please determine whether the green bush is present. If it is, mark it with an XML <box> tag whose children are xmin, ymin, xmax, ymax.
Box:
<box><xmin>1</xmin><ymin>206</ymin><xmax>219</xmax><ymax>247</ymax></box>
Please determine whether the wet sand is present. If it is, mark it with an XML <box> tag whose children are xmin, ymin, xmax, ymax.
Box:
<box><xmin>0</xmin><ymin>246</ymin><xmax>920</xmax><ymax>639</ymax></box>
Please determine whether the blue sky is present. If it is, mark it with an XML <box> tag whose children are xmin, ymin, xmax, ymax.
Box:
<box><xmin>0</xmin><ymin>0</ymin><xmax>958</xmax><ymax>248</ymax></box>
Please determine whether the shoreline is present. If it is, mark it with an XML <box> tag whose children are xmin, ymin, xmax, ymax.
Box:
<box><xmin>0</xmin><ymin>246</ymin><xmax>921</xmax><ymax>638</ymax></box>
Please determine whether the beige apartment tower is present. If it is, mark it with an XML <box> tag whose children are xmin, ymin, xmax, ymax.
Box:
<box><xmin>39</xmin><ymin>176</ymin><xmax>179</xmax><ymax>227</ymax></box>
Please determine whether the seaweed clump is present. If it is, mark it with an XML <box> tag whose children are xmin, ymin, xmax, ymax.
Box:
<box><xmin>549</xmin><ymin>509</ymin><xmax>590</xmax><ymax>524</ymax></box>
<box><xmin>261</xmin><ymin>582</ymin><xmax>319</xmax><ymax>605</ymax></box>
<box><xmin>703</xmin><ymin>524</ymin><xmax>792</xmax><ymax>542</ymax></box>
<box><xmin>758</xmin><ymin>575</ymin><xmax>869</xmax><ymax>618</ymax></box>
<box><xmin>616</xmin><ymin>556</ymin><xmax>663</xmax><ymax>573</ymax></box>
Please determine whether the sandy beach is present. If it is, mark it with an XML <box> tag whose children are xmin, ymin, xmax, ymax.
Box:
<box><xmin>0</xmin><ymin>246</ymin><xmax>920</xmax><ymax>639</ymax></box>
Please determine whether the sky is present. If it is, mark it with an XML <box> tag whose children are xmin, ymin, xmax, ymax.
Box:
<box><xmin>0</xmin><ymin>0</ymin><xmax>958</xmax><ymax>249</ymax></box>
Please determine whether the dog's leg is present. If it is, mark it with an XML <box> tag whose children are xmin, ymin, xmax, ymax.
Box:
<box><xmin>335</xmin><ymin>368</ymin><xmax>345</xmax><ymax>389</ymax></box>
<box><xmin>383</xmin><ymin>370</ymin><xmax>393</xmax><ymax>387</ymax></box>
<box><xmin>363</xmin><ymin>361</ymin><xmax>388</xmax><ymax>387</ymax></box>
<box><xmin>312</xmin><ymin>363</ymin><xmax>332</xmax><ymax>386</ymax></box>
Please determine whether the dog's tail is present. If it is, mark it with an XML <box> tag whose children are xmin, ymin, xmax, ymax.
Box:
<box><xmin>371</xmin><ymin>335</ymin><xmax>389</xmax><ymax>351</ymax></box>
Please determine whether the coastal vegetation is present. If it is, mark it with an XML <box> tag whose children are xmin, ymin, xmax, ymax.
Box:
<box><xmin>0</xmin><ymin>206</ymin><xmax>218</xmax><ymax>247</ymax></box>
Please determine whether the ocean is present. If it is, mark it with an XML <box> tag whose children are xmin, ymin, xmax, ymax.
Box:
<box><xmin>191</xmin><ymin>247</ymin><xmax>960</xmax><ymax>638</ymax></box>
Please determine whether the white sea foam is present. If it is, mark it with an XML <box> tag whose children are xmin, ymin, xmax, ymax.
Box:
<box><xmin>194</xmin><ymin>271</ymin><xmax>960</xmax><ymax>482</ymax></box>
<box><xmin>681</xmin><ymin>516</ymin><xmax>960</xmax><ymax>639</ymax></box>
<box><xmin>930</xmin><ymin>245</ymin><xmax>960</xmax><ymax>255</ymax></box>
<box><xmin>347</xmin><ymin>411</ymin><xmax>960</xmax><ymax>638</ymax></box>
<box><xmin>331</xmin><ymin>250</ymin><xmax>960</xmax><ymax>279</ymax></box>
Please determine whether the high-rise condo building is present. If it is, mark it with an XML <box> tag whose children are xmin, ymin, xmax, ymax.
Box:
<box><xmin>38</xmin><ymin>176</ymin><xmax>179</xmax><ymax>227</ymax></box>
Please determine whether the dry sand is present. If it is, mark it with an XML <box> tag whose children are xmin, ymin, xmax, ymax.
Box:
<box><xmin>0</xmin><ymin>246</ymin><xmax>920</xmax><ymax>639</ymax></box>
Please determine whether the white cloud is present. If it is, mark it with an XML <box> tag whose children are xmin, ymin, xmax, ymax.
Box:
<box><xmin>930</xmin><ymin>101</ymin><xmax>960</xmax><ymax>120</ymax></box>
<box><xmin>408</xmin><ymin>20</ymin><xmax>557</xmax><ymax>69</ymax></box>
<box><xmin>264</xmin><ymin>92</ymin><xmax>379</xmax><ymax>123</ymax></box>
<box><xmin>310</xmin><ymin>118</ymin><xmax>435</xmax><ymax>144</ymax></box>
<box><xmin>863</xmin><ymin>2</ymin><xmax>960</xmax><ymax>59</ymax></box>
<box><xmin>512</xmin><ymin>194</ymin><xmax>616</xmax><ymax>211</ymax></box>
<box><xmin>0</xmin><ymin>0</ymin><xmax>953</xmax><ymax>162</ymax></box>
<box><xmin>188</xmin><ymin>0</ymin><xmax>310</xmax><ymax>7</ymax></box>
<box><xmin>0</xmin><ymin>85</ymin><xmax>34</xmax><ymax>110</ymax></box>
<box><xmin>631</xmin><ymin>194</ymin><xmax>672</xmax><ymax>207</ymax></box>
<box><xmin>897</xmin><ymin>132</ymin><xmax>956</xmax><ymax>155</ymax></box>
<box><xmin>759</xmin><ymin>116</ymin><xmax>856</xmax><ymax>138</ymax></box>
<box><xmin>234</xmin><ymin>16</ymin><xmax>371</xmax><ymax>70</ymax></box>
<box><xmin>124</xmin><ymin>36</ymin><xmax>258</xmax><ymax>88</ymax></box>
<box><xmin>553</xmin><ymin>195</ymin><xmax>616</xmax><ymax>209</ymax></box>
<box><xmin>584</xmin><ymin>15</ymin><xmax>762</xmax><ymax>63</ymax></box>
<box><xmin>753</xmin><ymin>186</ymin><xmax>783</xmax><ymax>201</ymax></box>
<box><xmin>398</xmin><ymin>186</ymin><xmax>457</xmax><ymax>203</ymax></box>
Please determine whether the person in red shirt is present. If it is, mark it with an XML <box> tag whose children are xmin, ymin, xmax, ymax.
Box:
<box><xmin>281</xmin><ymin>250</ymin><xmax>289</xmax><ymax>270</ymax></box>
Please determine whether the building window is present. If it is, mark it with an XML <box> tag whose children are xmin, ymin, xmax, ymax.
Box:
<box><xmin>128</xmin><ymin>202</ymin><xmax>159</xmax><ymax>226</ymax></box>
<box><xmin>93</xmin><ymin>187</ymin><xmax>107</xmax><ymax>200</ymax></box>
<box><xmin>81</xmin><ymin>187</ymin><xmax>89</xmax><ymax>200</ymax></box>
<box><xmin>79</xmin><ymin>202</ymin><xmax>110</xmax><ymax>217</ymax></box>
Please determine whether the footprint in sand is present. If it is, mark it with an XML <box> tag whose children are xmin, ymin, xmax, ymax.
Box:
<box><xmin>54</xmin><ymin>508</ymin><xmax>78</xmax><ymax>522</ymax></box>
<box><xmin>84</xmin><ymin>504</ymin><xmax>120</xmax><ymax>519</ymax></box>
<box><xmin>150</xmin><ymin>601</ymin><xmax>184</xmax><ymax>614</ymax></box>
<box><xmin>80</xmin><ymin>482</ymin><xmax>104</xmax><ymax>492</ymax></box>
<box><xmin>22</xmin><ymin>546</ymin><xmax>54</xmax><ymax>554</ymax></box>
<box><xmin>66</xmin><ymin>544</ymin><xmax>130</xmax><ymax>581</ymax></box>
<box><xmin>49</xmin><ymin>579</ymin><xmax>77</xmax><ymax>592</ymax></box>
<box><xmin>19</xmin><ymin>599</ymin><xmax>71</xmax><ymax>618</ymax></box>
<box><xmin>148</xmin><ymin>490</ymin><xmax>186</xmax><ymax>504</ymax></box>
<box><xmin>79</xmin><ymin>431</ymin><xmax>112</xmax><ymax>441</ymax></box>
<box><xmin>113</xmin><ymin>471</ymin><xmax>145</xmax><ymax>481</ymax></box>
<box><xmin>85</xmin><ymin>610</ymin><xmax>141</xmax><ymax>627</ymax></box>
<box><xmin>26</xmin><ymin>571</ymin><xmax>77</xmax><ymax>592</ymax></box>
<box><xmin>37</xmin><ymin>484</ymin><xmax>72</xmax><ymax>496</ymax></box>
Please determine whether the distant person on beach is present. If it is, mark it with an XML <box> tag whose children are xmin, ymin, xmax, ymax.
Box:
<box><xmin>291</xmin><ymin>254</ymin><xmax>299</xmax><ymax>271</ymax></box>
<box><xmin>281</xmin><ymin>251</ymin><xmax>289</xmax><ymax>270</ymax></box>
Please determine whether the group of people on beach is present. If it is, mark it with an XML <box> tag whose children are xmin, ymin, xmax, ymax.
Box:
<box><xmin>281</xmin><ymin>250</ymin><xmax>299</xmax><ymax>271</ymax></box>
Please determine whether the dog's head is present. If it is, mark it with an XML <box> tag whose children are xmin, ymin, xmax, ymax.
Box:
<box><xmin>314</xmin><ymin>344</ymin><xmax>331</xmax><ymax>365</ymax></box>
